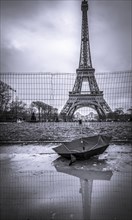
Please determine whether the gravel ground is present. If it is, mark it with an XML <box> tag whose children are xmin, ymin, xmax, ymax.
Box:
<box><xmin>0</xmin><ymin>122</ymin><xmax>131</xmax><ymax>143</ymax></box>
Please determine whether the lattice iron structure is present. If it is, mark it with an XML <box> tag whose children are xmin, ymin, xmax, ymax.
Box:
<box><xmin>60</xmin><ymin>0</ymin><xmax>112</xmax><ymax>121</ymax></box>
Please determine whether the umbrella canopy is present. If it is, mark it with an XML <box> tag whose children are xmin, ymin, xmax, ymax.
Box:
<box><xmin>53</xmin><ymin>135</ymin><xmax>112</xmax><ymax>161</ymax></box>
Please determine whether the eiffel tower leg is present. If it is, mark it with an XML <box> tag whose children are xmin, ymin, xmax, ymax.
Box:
<box><xmin>101</xmin><ymin>100</ymin><xmax>112</xmax><ymax>113</ymax></box>
<box><xmin>60</xmin><ymin>100</ymin><xmax>76</xmax><ymax>121</ymax></box>
<box><xmin>96</xmin><ymin>99</ymin><xmax>112</xmax><ymax>121</ymax></box>
<box><xmin>69</xmin><ymin>106</ymin><xmax>77</xmax><ymax>118</ymax></box>
<box><xmin>60</xmin><ymin>101</ymin><xmax>71</xmax><ymax>121</ymax></box>
<box><xmin>94</xmin><ymin>105</ymin><xmax>106</xmax><ymax>120</ymax></box>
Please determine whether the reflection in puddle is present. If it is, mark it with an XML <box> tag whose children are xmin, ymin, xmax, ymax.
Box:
<box><xmin>0</xmin><ymin>143</ymin><xmax>132</xmax><ymax>220</ymax></box>
<box><xmin>53</xmin><ymin>157</ymin><xmax>112</xmax><ymax>220</ymax></box>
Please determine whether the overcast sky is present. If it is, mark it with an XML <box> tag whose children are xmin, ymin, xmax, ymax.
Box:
<box><xmin>0</xmin><ymin>0</ymin><xmax>132</xmax><ymax>73</ymax></box>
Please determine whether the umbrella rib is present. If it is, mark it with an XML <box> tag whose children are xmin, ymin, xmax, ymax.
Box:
<box><xmin>63</xmin><ymin>143</ymin><xmax>72</xmax><ymax>152</ymax></box>
<box><xmin>83</xmin><ymin>140</ymin><xmax>96</xmax><ymax>151</ymax></box>
<box><xmin>63</xmin><ymin>135</ymin><xmax>104</xmax><ymax>153</ymax></box>
<box><xmin>83</xmin><ymin>136</ymin><xmax>103</xmax><ymax>151</ymax></box>
<box><xmin>63</xmin><ymin>143</ymin><xmax>80</xmax><ymax>153</ymax></box>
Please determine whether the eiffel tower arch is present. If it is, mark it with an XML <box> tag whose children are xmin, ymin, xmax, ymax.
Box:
<box><xmin>60</xmin><ymin>0</ymin><xmax>112</xmax><ymax>121</ymax></box>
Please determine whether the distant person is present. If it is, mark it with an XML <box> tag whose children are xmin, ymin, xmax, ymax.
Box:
<box><xmin>79</xmin><ymin>119</ymin><xmax>83</xmax><ymax>139</ymax></box>
<box><xmin>31</xmin><ymin>112</ymin><xmax>36</xmax><ymax>122</ymax></box>
<box><xmin>79</xmin><ymin>119</ymin><xmax>82</xmax><ymax>125</ymax></box>
<box><xmin>17</xmin><ymin>118</ymin><xmax>22</xmax><ymax>123</ymax></box>
<box><xmin>55</xmin><ymin>116</ymin><xmax>59</xmax><ymax>122</ymax></box>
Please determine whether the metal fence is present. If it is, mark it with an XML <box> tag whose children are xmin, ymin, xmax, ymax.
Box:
<box><xmin>0</xmin><ymin>71</ymin><xmax>132</xmax><ymax>122</ymax></box>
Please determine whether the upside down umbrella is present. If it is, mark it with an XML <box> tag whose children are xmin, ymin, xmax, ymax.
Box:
<box><xmin>53</xmin><ymin>135</ymin><xmax>112</xmax><ymax>165</ymax></box>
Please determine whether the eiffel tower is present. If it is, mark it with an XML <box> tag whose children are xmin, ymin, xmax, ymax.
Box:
<box><xmin>60</xmin><ymin>0</ymin><xmax>112</xmax><ymax>121</ymax></box>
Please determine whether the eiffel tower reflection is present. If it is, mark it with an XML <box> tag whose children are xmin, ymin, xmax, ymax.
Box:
<box><xmin>53</xmin><ymin>157</ymin><xmax>113</xmax><ymax>220</ymax></box>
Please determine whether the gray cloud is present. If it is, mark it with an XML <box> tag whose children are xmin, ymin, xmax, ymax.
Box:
<box><xmin>0</xmin><ymin>0</ymin><xmax>131</xmax><ymax>73</ymax></box>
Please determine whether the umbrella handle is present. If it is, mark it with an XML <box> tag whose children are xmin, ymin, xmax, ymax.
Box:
<box><xmin>69</xmin><ymin>154</ymin><xmax>76</xmax><ymax>166</ymax></box>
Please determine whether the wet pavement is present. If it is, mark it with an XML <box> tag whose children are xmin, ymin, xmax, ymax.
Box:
<box><xmin>0</xmin><ymin>142</ymin><xmax>132</xmax><ymax>220</ymax></box>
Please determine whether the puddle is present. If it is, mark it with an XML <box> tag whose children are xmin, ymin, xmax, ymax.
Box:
<box><xmin>0</xmin><ymin>143</ymin><xmax>132</xmax><ymax>220</ymax></box>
